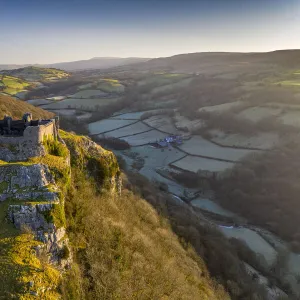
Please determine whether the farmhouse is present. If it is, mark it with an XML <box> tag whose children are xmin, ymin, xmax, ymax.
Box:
<box><xmin>154</xmin><ymin>135</ymin><xmax>183</xmax><ymax>148</ymax></box>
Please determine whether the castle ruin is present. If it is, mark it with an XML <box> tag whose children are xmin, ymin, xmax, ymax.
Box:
<box><xmin>0</xmin><ymin>113</ymin><xmax>59</xmax><ymax>161</ymax></box>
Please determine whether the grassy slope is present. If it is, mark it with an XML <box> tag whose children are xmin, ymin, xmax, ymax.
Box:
<box><xmin>61</xmin><ymin>131</ymin><xmax>229</xmax><ymax>300</ymax></box>
<box><xmin>0</xmin><ymin>75</ymin><xmax>31</xmax><ymax>94</ymax></box>
<box><xmin>0</xmin><ymin>66</ymin><xmax>70</xmax><ymax>82</ymax></box>
<box><xmin>0</xmin><ymin>94</ymin><xmax>54</xmax><ymax>119</ymax></box>
<box><xmin>97</xmin><ymin>79</ymin><xmax>124</xmax><ymax>93</ymax></box>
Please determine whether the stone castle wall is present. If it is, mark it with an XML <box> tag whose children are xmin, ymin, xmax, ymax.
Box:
<box><xmin>0</xmin><ymin>120</ymin><xmax>56</xmax><ymax>162</ymax></box>
<box><xmin>0</xmin><ymin>120</ymin><xmax>55</xmax><ymax>145</ymax></box>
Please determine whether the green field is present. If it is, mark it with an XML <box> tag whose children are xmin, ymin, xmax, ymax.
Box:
<box><xmin>97</xmin><ymin>79</ymin><xmax>125</xmax><ymax>93</ymax></box>
<box><xmin>39</xmin><ymin>67</ymin><xmax>69</xmax><ymax>80</ymax></box>
<box><xmin>0</xmin><ymin>75</ymin><xmax>31</xmax><ymax>95</ymax></box>
<box><xmin>0</xmin><ymin>66</ymin><xmax>70</xmax><ymax>82</ymax></box>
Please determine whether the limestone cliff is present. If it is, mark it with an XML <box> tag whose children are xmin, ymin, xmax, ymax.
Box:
<box><xmin>0</xmin><ymin>130</ymin><xmax>122</xmax><ymax>299</ymax></box>
<box><xmin>0</xmin><ymin>141</ymin><xmax>70</xmax><ymax>298</ymax></box>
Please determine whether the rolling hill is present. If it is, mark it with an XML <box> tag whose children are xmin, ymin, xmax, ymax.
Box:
<box><xmin>0</xmin><ymin>94</ymin><xmax>54</xmax><ymax>119</ymax></box>
<box><xmin>45</xmin><ymin>57</ymin><xmax>150</xmax><ymax>71</ymax></box>
<box><xmin>0</xmin><ymin>66</ymin><xmax>70</xmax><ymax>82</ymax></box>
<box><xmin>125</xmin><ymin>50</ymin><xmax>300</xmax><ymax>74</ymax></box>
<box><xmin>0</xmin><ymin>57</ymin><xmax>150</xmax><ymax>72</ymax></box>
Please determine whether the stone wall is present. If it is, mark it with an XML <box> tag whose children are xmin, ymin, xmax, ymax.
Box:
<box><xmin>23</xmin><ymin>120</ymin><xmax>56</xmax><ymax>144</ymax></box>
<box><xmin>0</xmin><ymin>120</ymin><xmax>55</xmax><ymax>145</ymax></box>
<box><xmin>0</xmin><ymin>120</ymin><xmax>56</xmax><ymax>162</ymax></box>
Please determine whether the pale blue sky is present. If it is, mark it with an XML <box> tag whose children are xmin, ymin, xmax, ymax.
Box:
<box><xmin>0</xmin><ymin>0</ymin><xmax>299</xmax><ymax>64</ymax></box>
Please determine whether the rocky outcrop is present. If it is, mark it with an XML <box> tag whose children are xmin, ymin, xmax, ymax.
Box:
<box><xmin>0</xmin><ymin>142</ymin><xmax>46</xmax><ymax>162</ymax></box>
<box><xmin>0</xmin><ymin>163</ymin><xmax>58</xmax><ymax>201</ymax></box>
<box><xmin>0</xmin><ymin>149</ymin><xmax>71</xmax><ymax>273</ymax></box>
<box><xmin>8</xmin><ymin>203</ymin><xmax>57</xmax><ymax>230</ymax></box>
<box><xmin>8</xmin><ymin>203</ymin><xmax>71</xmax><ymax>268</ymax></box>
<box><xmin>0</xmin><ymin>130</ymin><xmax>122</xmax><ymax>297</ymax></box>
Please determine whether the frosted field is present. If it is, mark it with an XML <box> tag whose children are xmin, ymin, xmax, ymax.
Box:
<box><xmin>191</xmin><ymin>198</ymin><xmax>236</xmax><ymax>217</ymax></box>
<box><xmin>178</xmin><ymin>136</ymin><xmax>256</xmax><ymax>161</ymax></box>
<box><xmin>133</xmin><ymin>145</ymin><xmax>186</xmax><ymax>167</ymax></box>
<box><xmin>151</xmin><ymin>78</ymin><xmax>193</xmax><ymax>94</ymax></box>
<box><xmin>174</xmin><ymin>114</ymin><xmax>204</xmax><ymax>132</ymax></box>
<box><xmin>279</xmin><ymin>111</ymin><xmax>300</xmax><ymax>128</ymax></box>
<box><xmin>198</xmin><ymin>101</ymin><xmax>242</xmax><ymax>113</ymax></box>
<box><xmin>27</xmin><ymin>99</ymin><xmax>52</xmax><ymax>106</ymax></box>
<box><xmin>238</xmin><ymin>106</ymin><xmax>282</xmax><ymax>123</ymax></box>
<box><xmin>88</xmin><ymin>118</ymin><xmax>137</xmax><ymax>135</ymax></box>
<box><xmin>46</xmin><ymin>96</ymin><xmax>66</xmax><ymax>101</ymax></box>
<box><xmin>288</xmin><ymin>253</ymin><xmax>300</xmax><ymax>276</ymax></box>
<box><xmin>103</xmin><ymin>122</ymin><xmax>151</xmax><ymax>138</ymax></box>
<box><xmin>115</xmin><ymin>146</ymin><xmax>190</xmax><ymax>197</ymax></box>
<box><xmin>121</xmin><ymin>130</ymin><xmax>167</xmax><ymax>146</ymax></box>
<box><xmin>112</xmin><ymin>111</ymin><xmax>158</xmax><ymax>120</ymax></box>
<box><xmin>143</xmin><ymin>115</ymin><xmax>180</xmax><ymax>134</ymax></box>
<box><xmin>49</xmin><ymin>109</ymin><xmax>77</xmax><ymax>116</ymax></box>
<box><xmin>210</xmin><ymin>130</ymin><xmax>279</xmax><ymax>150</ymax></box>
<box><xmin>76</xmin><ymin>112</ymin><xmax>92</xmax><ymax>121</ymax></box>
<box><xmin>141</xmin><ymin>167</ymin><xmax>188</xmax><ymax>197</ymax></box>
<box><xmin>171</xmin><ymin>155</ymin><xmax>235</xmax><ymax>173</ymax></box>
<box><xmin>40</xmin><ymin>97</ymin><xmax>120</xmax><ymax>110</ymax></box>
<box><xmin>78</xmin><ymin>83</ymin><xmax>93</xmax><ymax>90</ymax></box>
<box><xmin>220</xmin><ymin>227</ymin><xmax>277</xmax><ymax>265</ymax></box>
<box><xmin>70</xmin><ymin>89</ymin><xmax>108</xmax><ymax>98</ymax></box>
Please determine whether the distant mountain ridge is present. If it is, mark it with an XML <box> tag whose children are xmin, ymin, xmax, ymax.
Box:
<box><xmin>0</xmin><ymin>57</ymin><xmax>150</xmax><ymax>72</ymax></box>
<box><xmin>127</xmin><ymin>50</ymin><xmax>300</xmax><ymax>73</ymax></box>
<box><xmin>2</xmin><ymin>50</ymin><xmax>300</xmax><ymax>73</ymax></box>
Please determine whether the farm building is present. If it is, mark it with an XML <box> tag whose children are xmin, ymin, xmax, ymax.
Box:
<box><xmin>154</xmin><ymin>135</ymin><xmax>183</xmax><ymax>148</ymax></box>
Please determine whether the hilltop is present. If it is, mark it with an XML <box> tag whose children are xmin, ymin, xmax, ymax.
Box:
<box><xmin>0</xmin><ymin>74</ymin><xmax>32</xmax><ymax>96</ymax></box>
<box><xmin>114</xmin><ymin>50</ymin><xmax>300</xmax><ymax>75</ymax></box>
<box><xmin>0</xmin><ymin>57</ymin><xmax>150</xmax><ymax>72</ymax></box>
<box><xmin>0</xmin><ymin>94</ymin><xmax>54</xmax><ymax>119</ymax></box>
<box><xmin>0</xmin><ymin>66</ymin><xmax>70</xmax><ymax>82</ymax></box>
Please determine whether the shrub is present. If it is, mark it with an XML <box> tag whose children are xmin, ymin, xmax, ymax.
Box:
<box><xmin>59</xmin><ymin>245</ymin><xmax>70</xmax><ymax>260</ymax></box>
<box><xmin>43</xmin><ymin>138</ymin><xmax>69</xmax><ymax>158</ymax></box>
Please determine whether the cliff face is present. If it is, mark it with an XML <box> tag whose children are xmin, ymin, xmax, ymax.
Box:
<box><xmin>0</xmin><ymin>136</ymin><xmax>71</xmax><ymax>298</ymax></box>
<box><xmin>60</xmin><ymin>130</ymin><xmax>121</xmax><ymax>194</ymax></box>
<box><xmin>0</xmin><ymin>130</ymin><xmax>122</xmax><ymax>299</ymax></box>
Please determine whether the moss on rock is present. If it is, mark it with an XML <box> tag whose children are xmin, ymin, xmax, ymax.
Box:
<box><xmin>60</xmin><ymin>130</ymin><xmax>120</xmax><ymax>188</ymax></box>
<box><xmin>0</xmin><ymin>233</ymin><xmax>61</xmax><ymax>299</ymax></box>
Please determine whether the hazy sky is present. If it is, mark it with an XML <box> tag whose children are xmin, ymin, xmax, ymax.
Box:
<box><xmin>1</xmin><ymin>0</ymin><xmax>299</xmax><ymax>64</ymax></box>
